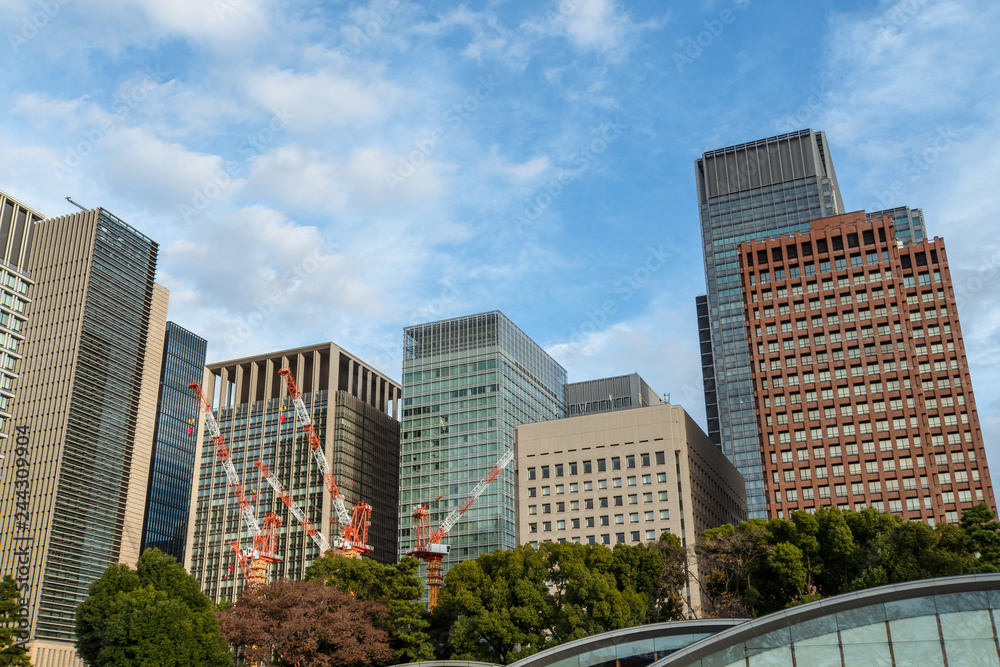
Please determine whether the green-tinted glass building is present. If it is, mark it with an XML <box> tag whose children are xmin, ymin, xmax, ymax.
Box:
<box><xmin>399</xmin><ymin>311</ymin><xmax>566</xmax><ymax>569</ymax></box>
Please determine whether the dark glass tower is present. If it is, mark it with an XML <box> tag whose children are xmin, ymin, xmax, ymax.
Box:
<box><xmin>695</xmin><ymin>129</ymin><xmax>844</xmax><ymax>518</ymax></box>
<box><xmin>141</xmin><ymin>322</ymin><xmax>208</xmax><ymax>562</ymax></box>
<box><xmin>399</xmin><ymin>311</ymin><xmax>566</xmax><ymax>571</ymax></box>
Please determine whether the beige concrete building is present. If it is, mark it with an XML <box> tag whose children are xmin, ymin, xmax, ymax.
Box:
<box><xmin>185</xmin><ymin>342</ymin><xmax>401</xmax><ymax>603</ymax></box>
<box><xmin>0</xmin><ymin>207</ymin><xmax>168</xmax><ymax>666</ymax></box>
<box><xmin>515</xmin><ymin>403</ymin><xmax>746</xmax><ymax>612</ymax></box>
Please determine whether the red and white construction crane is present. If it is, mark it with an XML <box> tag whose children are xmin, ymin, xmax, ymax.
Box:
<box><xmin>254</xmin><ymin>460</ymin><xmax>331</xmax><ymax>554</ymax></box>
<box><xmin>189</xmin><ymin>380</ymin><xmax>280</xmax><ymax>589</ymax></box>
<box><xmin>277</xmin><ymin>367</ymin><xmax>372</xmax><ymax>558</ymax></box>
<box><xmin>408</xmin><ymin>447</ymin><xmax>515</xmax><ymax>609</ymax></box>
<box><xmin>229</xmin><ymin>512</ymin><xmax>282</xmax><ymax>588</ymax></box>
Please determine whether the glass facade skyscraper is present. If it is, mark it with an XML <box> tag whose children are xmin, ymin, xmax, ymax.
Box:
<box><xmin>142</xmin><ymin>321</ymin><xmax>208</xmax><ymax>563</ymax></box>
<box><xmin>0</xmin><ymin>207</ymin><xmax>168</xmax><ymax>664</ymax></box>
<box><xmin>696</xmin><ymin>129</ymin><xmax>844</xmax><ymax>518</ymax></box>
<box><xmin>399</xmin><ymin>311</ymin><xmax>566</xmax><ymax>570</ymax></box>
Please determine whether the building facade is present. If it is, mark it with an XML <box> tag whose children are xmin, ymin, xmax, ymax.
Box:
<box><xmin>184</xmin><ymin>342</ymin><xmax>401</xmax><ymax>604</ymax></box>
<box><xmin>0</xmin><ymin>208</ymin><xmax>168</xmax><ymax>665</ymax></box>
<box><xmin>741</xmin><ymin>212</ymin><xmax>995</xmax><ymax>522</ymax></box>
<box><xmin>0</xmin><ymin>189</ymin><xmax>41</xmax><ymax>440</ymax></box>
<box><xmin>515</xmin><ymin>403</ymin><xmax>747</xmax><ymax>613</ymax></box>
<box><xmin>399</xmin><ymin>311</ymin><xmax>566</xmax><ymax>570</ymax></box>
<box><xmin>565</xmin><ymin>373</ymin><xmax>664</xmax><ymax>417</ymax></box>
<box><xmin>696</xmin><ymin>129</ymin><xmax>845</xmax><ymax>518</ymax></box>
<box><xmin>141</xmin><ymin>322</ymin><xmax>208</xmax><ymax>563</ymax></box>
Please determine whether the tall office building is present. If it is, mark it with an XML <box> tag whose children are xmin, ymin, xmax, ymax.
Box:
<box><xmin>742</xmin><ymin>212</ymin><xmax>995</xmax><ymax>522</ymax></box>
<box><xmin>141</xmin><ymin>322</ymin><xmax>208</xmax><ymax>563</ymax></box>
<box><xmin>0</xmin><ymin>207</ymin><xmax>168</xmax><ymax>666</ymax></box>
<box><xmin>0</xmin><ymin>189</ymin><xmax>42</xmax><ymax>440</ymax></box>
<box><xmin>185</xmin><ymin>343</ymin><xmax>401</xmax><ymax>604</ymax></box>
<box><xmin>399</xmin><ymin>311</ymin><xmax>566</xmax><ymax>570</ymax></box>
<box><xmin>696</xmin><ymin>129</ymin><xmax>845</xmax><ymax>518</ymax></box>
<box><xmin>565</xmin><ymin>373</ymin><xmax>664</xmax><ymax>416</ymax></box>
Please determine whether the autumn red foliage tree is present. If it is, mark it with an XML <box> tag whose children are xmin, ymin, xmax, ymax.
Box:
<box><xmin>216</xmin><ymin>579</ymin><xmax>394</xmax><ymax>667</ymax></box>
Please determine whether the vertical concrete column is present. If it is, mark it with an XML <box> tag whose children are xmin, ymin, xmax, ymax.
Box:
<box><xmin>347</xmin><ymin>359</ymin><xmax>355</xmax><ymax>398</ymax></box>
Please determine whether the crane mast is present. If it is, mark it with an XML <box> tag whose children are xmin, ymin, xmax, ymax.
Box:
<box><xmin>189</xmin><ymin>381</ymin><xmax>260</xmax><ymax>538</ymax></box>
<box><xmin>278</xmin><ymin>368</ymin><xmax>371</xmax><ymax>557</ymax></box>
<box><xmin>255</xmin><ymin>460</ymin><xmax>332</xmax><ymax>553</ymax></box>
<box><xmin>409</xmin><ymin>446</ymin><xmax>514</xmax><ymax>609</ymax></box>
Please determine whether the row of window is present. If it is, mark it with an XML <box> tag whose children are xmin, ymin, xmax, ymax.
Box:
<box><xmin>774</xmin><ymin>466</ymin><xmax>980</xmax><ymax>485</ymax></box>
<box><xmin>527</xmin><ymin>475</ymin><xmax>670</xmax><ymax>496</ymax></box>
<box><xmin>776</xmin><ymin>486</ymin><xmax>984</xmax><ymax>506</ymax></box>
<box><xmin>529</xmin><ymin>491</ymin><xmax>670</xmax><ymax>512</ymax></box>
<box><xmin>771</xmin><ymin>444</ymin><xmax>978</xmax><ymax>466</ymax></box>
<box><xmin>529</xmin><ymin>511</ymin><xmax>671</xmax><ymax>532</ymax></box>
<box><xmin>528</xmin><ymin>531</ymin><xmax>664</xmax><ymax>545</ymax></box>
<box><xmin>526</xmin><ymin>451</ymin><xmax>667</xmax><ymax>478</ymax></box>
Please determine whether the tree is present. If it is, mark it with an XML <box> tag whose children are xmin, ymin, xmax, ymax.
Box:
<box><xmin>305</xmin><ymin>554</ymin><xmax>432</xmax><ymax>663</ymax></box>
<box><xmin>541</xmin><ymin>542</ymin><xmax>644</xmax><ymax>643</ymax></box>
<box><xmin>961</xmin><ymin>504</ymin><xmax>1000</xmax><ymax>573</ymax></box>
<box><xmin>432</xmin><ymin>545</ymin><xmax>555</xmax><ymax>664</ymax></box>
<box><xmin>695</xmin><ymin>522</ymin><xmax>772</xmax><ymax>617</ymax></box>
<box><xmin>0</xmin><ymin>575</ymin><xmax>31</xmax><ymax>666</ymax></box>
<box><xmin>217</xmin><ymin>579</ymin><xmax>393</xmax><ymax>667</ymax></box>
<box><xmin>74</xmin><ymin>549</ymin><xmax>230</xmax><ymax>667</ymax></box>
<box><xmin>647</xmin><ymin>533</ymin><xmax>692</xmax><ymax>621</ymax></box>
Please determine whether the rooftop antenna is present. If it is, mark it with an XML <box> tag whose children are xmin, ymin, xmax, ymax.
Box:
<box><xmin>65</xmin><ymin>197</ymin><xmax>86</xmax><ymax>211</ymax></box>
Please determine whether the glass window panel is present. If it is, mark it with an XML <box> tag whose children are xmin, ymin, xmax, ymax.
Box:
<box><xmin>616</xmin><ymin>639</ymin><xmax>656</xmax><ymax>660</ymax></box>
<box><xmin>655</xmin><ymin>633</ymin><xmax>713</xmax><ymax>652</ymax></box>
<box><xmin>746</xmin><ymin>627</ymin><xmax>792</xmax><ymax>653</ymax></box>
<box><xmin>841</xmin><ymin>640</ymin><xmax>892</xmax><ymax>666</ymax></box>
<box><xmin>791</xmin><ymin>616</ymin><xmax>840</xmax><ymax>643</ymax></box>
<box><xmin>700</xmin><ymin>645</ymin><xmax>747</xmax><ymax>667</ymax></box>
<box><xmin>579</xmin><ymin>646</ymin><xmax>617</xmax><ymax>667</ymax></box>
<box><xmin>791</xmin><ymin>644</ymin><xmax>842</xmax><ymax>667</ymax></box>
<box><xmin>936</xmin><ymin>591</ymin><xmax>991</xmax><ymax>614</ymax></box>
<box><xmin>841</xmin><ymin>621</ymin><xmax>888</xmax><ymax>647</ymax></box>
<box><xmin>890</xmin><ymin>615</ymin><xmax>941</xmax><ymax>643</ymax></box>
<box><xmin>940</xmin><ymin>610</ymin><xmax>995</xmax><ymax>640</ymax></box>
<box><xmin>837</xmin><ymin>604</ymin><xmax>886</xmax><ymax>631</ymax></box>
<box><xmin>886</xmin><ymin>595</ymin><xmax>937</xmax><ymax>621</ymax></box>
<box><xmin>943</xmin><ymin>639</ymin><xmax>1000</xmax><ymax>667</ymax></box>
<box><xmin>747</xmin><ymin>645</ymin><xmax>792</xmax><ymax>666</ymax></box>
<box><xmin>892</xmin><ymin>640</ymin><xmax>945</xmax><ymax>667</ymax></box>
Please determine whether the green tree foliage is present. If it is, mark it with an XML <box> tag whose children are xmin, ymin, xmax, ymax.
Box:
<box><xmin>305</xmin><ymin>554</ymin><xmax>432</xmax><ymax>663</ymax></box>
<box><xmin>74</xmin><ymin>549</ymin><xmax>230</xmax><ymax>667</ymax></box>
<box><xmin>433</xmin><ymin>545</ymin><xmax>555</xmax><ymax>664</ymax></box>
<box><xmin>541</xmin><ymin>542</ymin><xmax>645</xmax><ymax>642</ymax></box>
<box><xmin>0</xmin><ymin>575</ymin><xmax>31</xmax><ymax>667</ymax></box>
<box><xmin>961</xmin><ymin>503</ymin><xmax>1000</xmax><ymax>572</ymax></box>
<box><xmin>697</xmin><ymin>506</ymin><xmax>998</xmax><ymax>618</ymax></box>
<box><xmin>217</xmin><ymin>579</ymin><xmax>393</xmax><ymax>667</ymax></box>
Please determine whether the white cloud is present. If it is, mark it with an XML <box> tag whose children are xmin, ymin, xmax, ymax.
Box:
<box><xmin>539</xmin><ymin>0</ymin><xmax>667</xmax><ymax>62</ymax></box>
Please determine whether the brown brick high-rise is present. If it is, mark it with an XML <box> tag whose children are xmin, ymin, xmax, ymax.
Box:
<box><xmin>740</xmin><ymin>211</ymin><xmax>995</xmax><ymax>524</ymax></box>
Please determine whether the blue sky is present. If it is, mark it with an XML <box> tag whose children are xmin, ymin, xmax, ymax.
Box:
<box><xmin>2</xmin><ymin>0</ymin><xmax>999</xmax><ymax>465</ymax></box>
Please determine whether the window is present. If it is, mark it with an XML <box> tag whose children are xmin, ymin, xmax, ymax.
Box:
<box><xmin>614</xmin><ymin>496</ymin><xmax>623</xmax><ymax>506</ymax></box>
<box><xmin>656</xmin><ymin>451</ymin><xmax>665</xmax><ymax>464</ymax></box>
<box><xmin>528</xmin><ymin>467</ymin><xmax>536</xmax><ymax>480</ymax></box>
<box><xmin>542</xmin><ymin>466</ymin><xmax>550</xmax><ymax>478</ymax></box>
<box><xmin>641</xmin><ymin>453</ymin><xmax>650</xmax><ymax>466</ymax></box>
<box><xmin>528</xmin><ymin>488</ymin><xmax>536</xmax><ymax>497</ymax></box>
<box><xmin>598</xmin><ymin>459</ymin><xmax>606</xmax><ymax>472</ymax></box>
<box><xmin>628</xmin><ymin>494</ymin><xmax>638</xmax><ymax>504</ymax></box>
<box><xmin>584</xmin><ymin>460</ymin><xmax>592</xmax><ymax>473</ymax></box>
<box><xmin>612</xmin><ymin>457</ymin><xmax>621</xmax><ymax>470</ymax></box>
<box><xmin>615</xmin><ymin>514</ymin><xmax>624</xmax><ymax>524</ymax></box>
<box><xmin>626</xmin><ymin>455</ymin><xmax>635</xmax><ymax>468</ymax></box>
<box><xmin>529</xmin><ymin>523</ymin><xmax>537</xmax><ymax>533</ymax></box>
<box><xmin>555</xmin><ymin>464</ymin><xmax>564</xmax><ymax>477</ymax></box>
<box><xmin>657</xmin><ymin>472</ymin><xmax>667</xmax><ymax>483</ymax></box>
<box><xmin>627</xmin><ymin>476</ymin><xmax>637</xmax><ymax>486</ymax></box>
<box><xmin>658</xmin><ymin>491</ymin><xmax>668</xmax><ymax>501</ymax></box>
<box><xmin>630</xmin><ymin>513</ymin><xmax>639</xmax><ymax>523</ymax></box>
<box><xmin>642</xmin><ymin>474</ymin><xmax>652</xmax><ymax>484</ymax></box>
<box><xmin>569</xmin><ymin>462</ymin><xmax>578</xmax><ymax>475</ymax></box>
<box><xmin>644</xmin><ymin>511</ymin><xmax>654</xmax><ymax>521</ymax></box>
<box><xmin>659</xmin><ymin>509</ymin><xmax>670</xmax><ymax>520</ymax></box>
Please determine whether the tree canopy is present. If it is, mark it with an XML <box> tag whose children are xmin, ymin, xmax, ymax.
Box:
<box><xmin>74</xmin><ymin>549</ymin><xmax>230</xmax><ymax>667</ymax></box>
<box><xmin>0</xmin><ymin>575</ymin><xmax>31</xmax><ymax>667</ymax></box>
<box><xmin>216</xmin><ymin>578</ymin><xmax>393</xmax><ymax>667</ymax></box>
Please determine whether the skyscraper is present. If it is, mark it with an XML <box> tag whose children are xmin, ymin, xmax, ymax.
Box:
<box><xmin>741</xmin><ymin>211</ymin><xmax>995</xmax><ymax>522</ymax></box>
<box><xmin>0</xmin><ymin>189</ymin><xmax>42</xmax><ymax>441</ymax></box>
<box><xmin>0</xmin><ymin>207</ymin><xmax>168</xmax><ymax>665</ymax></box>
<box><xmin>141</xmin><ymin>321</ymin><xmax>208</xmax><ymax>563</ymax></box>
<box><xmin>696</xmin><ymin>129</ymin><xmax>844</xmax><ymax>518</ymax></box>
<box><xmin>399</xmin><ymin>311</ymin><xmax>565</xmax><ymax>570</ymax></box>
<box><xmin>184</xmin><ymin>342</ymin><xmax>401</xmax><ymax>604</ymax></box>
